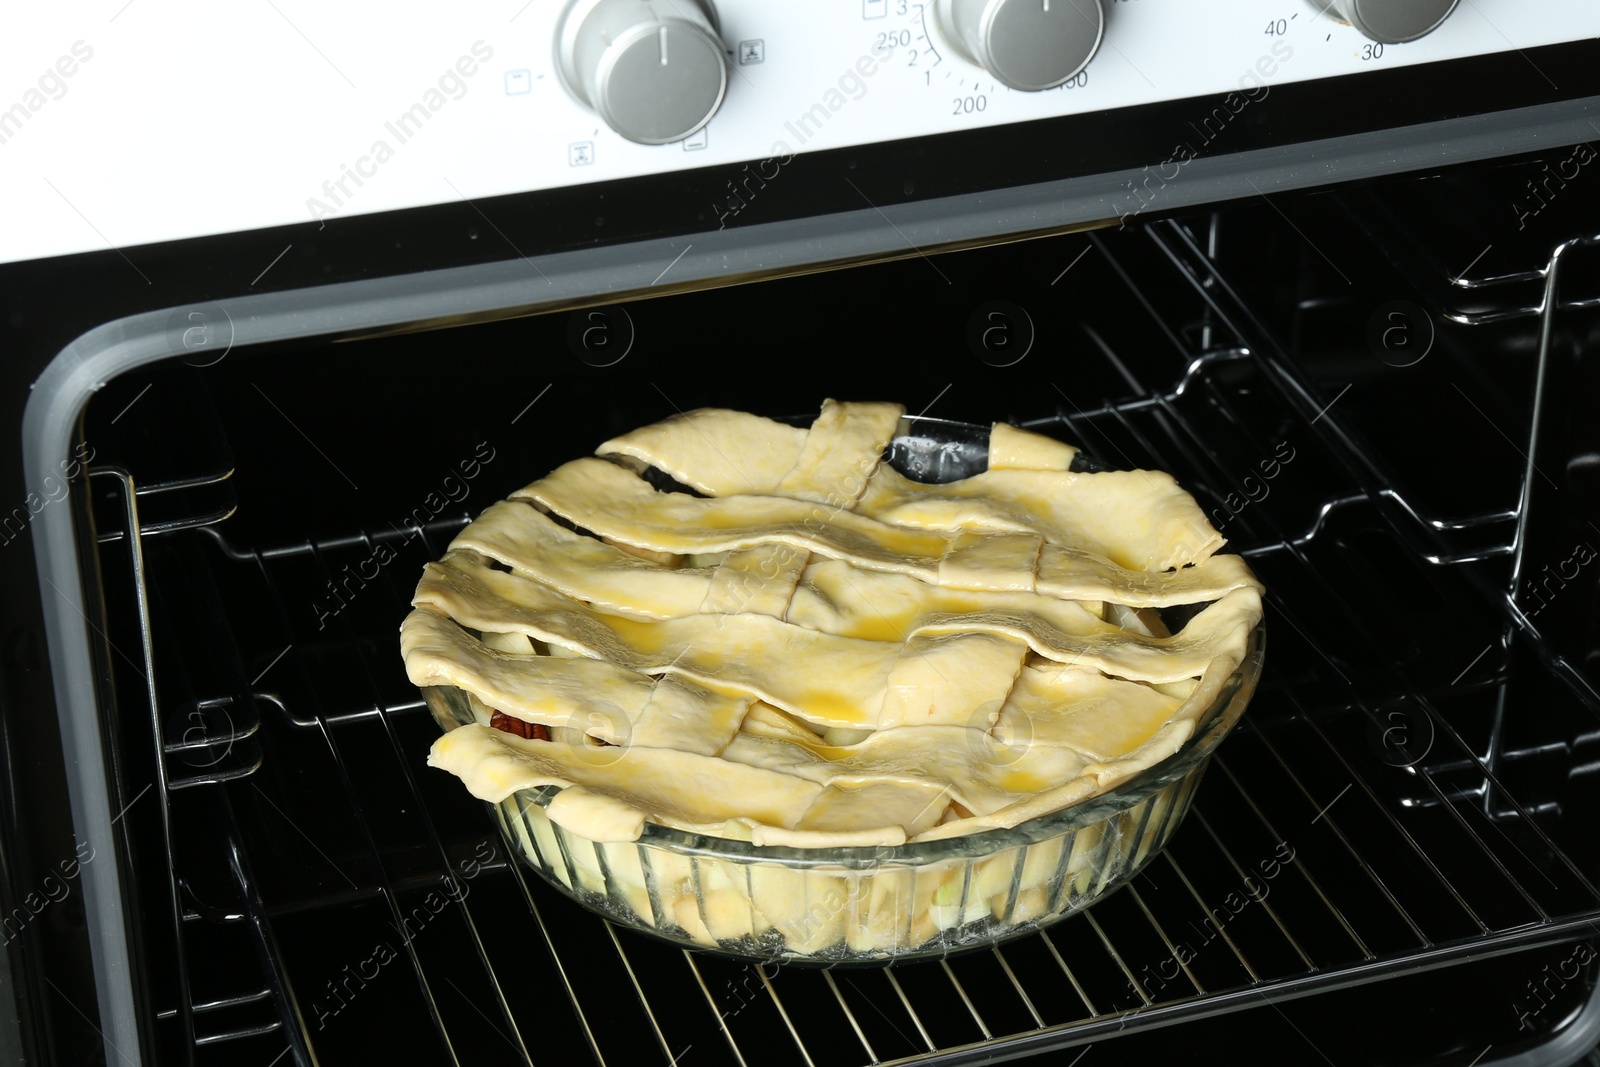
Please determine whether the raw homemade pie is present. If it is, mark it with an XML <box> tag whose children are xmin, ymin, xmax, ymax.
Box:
<box><xmin>407</xmin><ymin>400</ymin><xmax>1264</xmax><ymax>957</ymax></box>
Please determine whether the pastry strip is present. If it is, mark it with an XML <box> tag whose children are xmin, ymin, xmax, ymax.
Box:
<box><xmin>875</xmin><ymin>632</ymin><xmax>1029</xmax><ymax>730</ymax></box>
<box><xmin>401</xmin><ymin>608</ymin><xmax>750</xmax><ymax>755</ymax></box>
<box><xmin>857</xmin><ymin>465</ymin><xmax>1226</xmax><ymax>572</ymax></box>
<box><xmin>429</xmin><ymin>724</ymin><xmax>825</xmax><ymax>839</ymax></box>
<box><xmin>597</xmin><ymin>407</ymin><xmax>807</xmax><ymax>496</ymax></box>
<box><xmin>787</xmin><ymin>557</ymin><xmax>1103</xmax><ymax>642</ymax></box>
<box><xmin>700</xmin><ymin>544</ymin><xmax>808</xmax><ymax>617</ymax></box>
<box><xmin>987</xmin><ymin>423</ymin><xmax>1077</xmax><ymax>471</ymax></box>
<box><xmin>993</xmin><ymin>665</ymin><xmax>1185</xmax><ymax>758</ymax></box>
<box><xmin>774</xmin><ymin>399</ymin><xmax>903</xmax><ymax>506</ymax></box>
<box><xmin>913</xmin><ymin>585</ymin><xmax>1263</xmax><ymax>685</ymax></box>
<box><xmin>719</xmin><ymin>724</ymin><xmax>1091</xmax><ymax>819</ymax></box>
<box><xmin>909</xmin><ymin>650</ymin><xmax>1242</xmax><ymax>841</ymax></box>
<box><xmin>457</xmin><ymin>496</ymin><xmax>1260</xmax><ymax>629</ymax></box>
<box><xmin>415</xmin><ymin>552</ymin><xmax>900</xmax><ymax>728</ymax></box>
<box><xmin>451</xmin><ymin>500</ymin><xmax>709</xmax><ymax>619</ymax></box>
<box><xmin>937</xmin><ymin>530</ymin><xmax>1043</xmax><ymax>593</ymax></box>
<box><xmin>797</xmin><ymin>779</ymin><xmax>951</xmax><ymax>838</ymax></box>
<box><xmin>522</xmin><ymin>457</ymin><xmax>1259</xmax><ymax>606</ymax></box>
<box><xmin>403</xmin><ymin>607</ymin><xmax>655</xmax><ymax>735</ymax></box>
<box><xmin>595</xmin><ymin>409</ymin><xmax>1075</xmax><ymax>495</ymax></box>
<box><xmin>518</xmin><ymin>456</ymin><xmax>949</xmax><ymax>570</ymax></box>
<box><xmin>419</xmin><ymin>550</ymin><xmax>1257</xmax><ymax>710</ymax></box>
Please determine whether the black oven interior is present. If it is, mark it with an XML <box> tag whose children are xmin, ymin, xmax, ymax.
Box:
<box><xmin>51</xmin><ymin>152</ymin><xmax>1600</xmax><ymax>1065</ymax></box>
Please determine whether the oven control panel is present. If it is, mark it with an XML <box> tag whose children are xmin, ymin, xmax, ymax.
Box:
<box><xmin>0</xmin><ymin>0</ymin><xmax>1591</xmax><ymax>263</ymax></box>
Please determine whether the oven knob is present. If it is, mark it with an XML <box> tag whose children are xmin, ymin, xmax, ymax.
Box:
<box><xmin>1311</xmin><ymin>0</ymin><xmax>1460</xmax><ymax>42</ymax></box>
<box><xmin>555</xmin><ymin>0</ymin><xmax>727</xmax><ymax>145</ymax></box>
<box><xmin>935</xmin><ymin>0</ymin><xmax>1104</xmax><ymax>92</ymax></box>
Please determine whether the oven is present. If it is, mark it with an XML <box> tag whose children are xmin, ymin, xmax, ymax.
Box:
<box><xmin>3</xmin><ymin>1</ymin><xmax>1600</xmax><ymax>1063</ymax></box>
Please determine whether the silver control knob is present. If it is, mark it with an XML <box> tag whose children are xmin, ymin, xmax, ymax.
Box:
<box><xmin>1312</xmin><ymin>0</ymin><xmax>1459</xmax><ymax>43</ymax></box>
<box><xmin>936</xmin><ymin>0</ymin><xmax>1105</xmax><ymax>92</ymax></box>
<box><xmin>555</xmin><ymin>0</ymin><xmax>727</xmax><ymax>145</ymax></box>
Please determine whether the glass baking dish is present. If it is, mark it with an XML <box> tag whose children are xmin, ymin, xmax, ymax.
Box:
<box><xmin>416</xmin><ymin>414</ymin><xmax>1266</xmax><ymax>964</ymax></box>
<box><xmin>423</xmin><ymin>620</ymin><xmax>1261</xmax><ymax>965</ymax></box>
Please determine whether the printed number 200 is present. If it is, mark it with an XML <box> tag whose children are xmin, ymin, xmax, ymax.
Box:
<box><xmin>953</xmin><ymin>95</ymin><xmax>987</xmax><ymax>114</ymax></box>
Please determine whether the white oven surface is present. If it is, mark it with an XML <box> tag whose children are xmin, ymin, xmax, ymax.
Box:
<box><xmin>0</xmin><ymin>0</ymin><xmax>1591</xmax><ymax>265</ymax></box>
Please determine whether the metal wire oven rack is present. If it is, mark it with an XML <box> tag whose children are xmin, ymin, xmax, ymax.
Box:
<box><xmin>86</xmin><ymin>213</ymin><xmax>1600</xmax><ymax>1066</ymax></box>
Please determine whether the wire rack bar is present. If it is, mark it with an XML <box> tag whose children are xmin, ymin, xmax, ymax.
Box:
<box><xmin>1212</xmin><ymin>754</ymin><xmax>1372</xmax><ymax>960</ymax></box>
<box><xmin>1292</xmin><ymin>713</ymin><xmax>1489</xmax><ymax>936</ymax></box>
<box><xmin>1419</xmin><ymin>701</ymin><xmax>1600</xmax><ymax>904</ymax></box>
<box><xmin>158</xmin><ymin>989</ymin><xmax>273</xmax><ymax>1017</ymax></box>
<box><xmin>882</xmin><ymin>970</ymin><xmax>936</xmax><ymax>1053</ymax></box>
<box><xmin>1241</xmin><ymin>722</ymin><xmax>1430</xmax><ymax>947</ymax></box>
<box><xmin>220</xmin><ymin>827</ymin><xmax>308</xmax><ymax>1060</ymax></box>
<box><xmin>1114</xmin><ymin>220</ymin><xmax>1600</xmax><ymax>906</ymax></box>
<box><xmin>504</xmin><ymin>862</ymin><xmax>607</xmax><ymax>1063</ymax></box>
<box><xmin>1125</xmin><ymin>885</ymin><xmax>1205</xmax><ymax>997</ymax></box>
<box><xmin>823</xmin><ymin>971</ymin><xmax>880</xmax><ymax>1062</ymax></box>
<box><xmin>683</xmin><ymin>952</ymin><xmax>749</xmax><ymax>1067</ymax></box>
<box><xmin>1188</xmin><ymin>809</ymin><xmax>1315</xmax><ymax>973</ymax></box>
<box><xmin>938</xmin><ymin>960</ymin><xmax>992</xmax><ymax>1040</ymax></box>
<box><xmin>990</xmin><ymin>948</ymin><xmax>1045</xmax><ymax>1029</ymax></box>
<box><xmin>97</xmin><ymin>468</ymin><xmax>198</xmax><ymax>1061</ymax></box>
<box><xmin>758</xmin><ymin>965</ymin><xmax>816</xmax><ymax>1067</ymax></box>
<box><xmin>247</xmin><ymin>547</ymin><xmax>466</xmax><ymax>1066</ymax></box>
<box><xmin>1081</xmin><ymin>910</ymin><xmax>1149</xmax><ymax>1006</ymax></box>
<box><xmin>1147</xmin><ymin>220</ymin><xmax>1600</xmax><ymax>722</ymax></box>
<box><xmin>1161</xmin><ymin>853</ymin><xmax>1260</xmax><ymax>984</ymax></box>
<box><xmin>309</xmin><ymin>532</ymin><xmax>536</xmax><ymax>1064</ymax></box>
<box><xmin>592</xmin><ymin>928</ymin><xmax>663</xmax><ymax>1065</ymax></box>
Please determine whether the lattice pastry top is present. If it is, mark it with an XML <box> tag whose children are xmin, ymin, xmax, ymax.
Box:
<box><xmin>411</xmin><ymin>401</ymin><xmax>1263</xmax><ymax>848</ymax></box>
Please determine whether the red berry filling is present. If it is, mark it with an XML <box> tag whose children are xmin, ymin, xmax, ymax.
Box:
<box><xmin>489</xmin><ymin>710</ymin><xmax>550</xmax><ymax>741</ymax></box>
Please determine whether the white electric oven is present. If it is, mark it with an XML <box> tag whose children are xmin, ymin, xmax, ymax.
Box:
<box><xmin>2</xmin><ymin>2</ymin><xmax>1600</xmax><ymax>1063</ymax></box>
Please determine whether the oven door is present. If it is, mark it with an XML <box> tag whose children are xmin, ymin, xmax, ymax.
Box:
<box><xmin>5</xmin><ymin>139</ymin><xmax>1600</xmax><ymax>1065</ymax></box>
